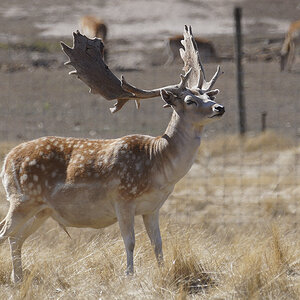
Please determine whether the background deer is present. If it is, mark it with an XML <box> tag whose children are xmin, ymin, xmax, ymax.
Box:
<box><xmin>0</xmin><ymin>26</ymin><xmax>224</xmax><ymax>283</ymax></box>
<box><xmin>80</xmin><ymin>15</ymin><xmax>108</xmax><ymax>61</ymax></box>
<box><xmin>165</xmin><ymin>34</ymin><xmax>218</xmax><ymax>65</ymax></box>
<box><xmin>280</xmin><ymin>20</ymin><xmax>300</xmax><ymax>71</ymax></box>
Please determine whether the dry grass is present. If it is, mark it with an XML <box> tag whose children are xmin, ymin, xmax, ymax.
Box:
<box><xmin>0</xmin><ymin>131</ymin><xmax>299</xmax><ymax>299</ymax></box>
<box><xmin>198</xmin><ymin>130</ymin><xmax>295</xmax><ymax>157</ymax></box>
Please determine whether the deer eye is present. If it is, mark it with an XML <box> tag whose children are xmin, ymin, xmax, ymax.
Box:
<box><xmin>185</xmin><ymin>99</ymin><xmax>197</xmax><ymax>106</ymax></box>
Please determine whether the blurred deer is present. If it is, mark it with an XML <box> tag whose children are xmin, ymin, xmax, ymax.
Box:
<box><xmin>165</xmin><ymin>35</ymin><xmax>218</xmax><ymax>65</ymax></box>
<box><xmin>0</xmin><ymin>26</ymin><xmax>224</xmax><ymax>283</ymax></box>
<box><xmin>80</xmin><ymin>15</ymin><xmax>108</xmax><ymax>60</ymax></box>
<box><xmin>280</xmin><ymin>20</ymin><xmax>300</xmax><ymax>71</ymax></box>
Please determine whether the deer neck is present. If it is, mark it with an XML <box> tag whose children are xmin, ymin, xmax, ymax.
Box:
<box><xmin>153</xmin><ymin>110</ymin><xmax>203</xmax><ymax>184</ymax></box>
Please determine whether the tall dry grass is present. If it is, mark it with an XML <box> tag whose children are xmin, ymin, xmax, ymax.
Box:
<box><xmin>0</xmin><ymin>131</ymin><xmax>299</xmax><ymax>299</ymax></box>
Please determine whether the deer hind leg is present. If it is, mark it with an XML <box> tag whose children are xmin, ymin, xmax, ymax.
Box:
<box><xmin>0</xmin><ymin>196</ymin><xmax>45</xmax><ymax>242</ymax></box>
<box><xmin>115</xmin><ymin>201</ymin><xmax>135</xmax><ymax>275</ymax></box>
<box><xmin>143</xmin><ymin>210</ymin><xmax>163</xmax><ymax>266</ymax></box>
<box><xmin>8</xmin><ymin>209</ymin><xmax>51</xmax><ymax>283</ymax></box>
<box><xmin>0</xmin><ymin>194</ymin><xmax>47</xmax><ymax>283</ymax></box>
<box><xmin>287</xmin><ymin>43</ymin><xmax>296</xmax><ymax>72</ymax></box>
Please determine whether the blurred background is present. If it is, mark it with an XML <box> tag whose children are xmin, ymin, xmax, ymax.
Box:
<box><xmin>0</xmin><ymin>0</ymin><xmax>299</xmax><ymax>227</ymax></box>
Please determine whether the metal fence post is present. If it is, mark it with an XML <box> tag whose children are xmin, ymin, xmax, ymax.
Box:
<box><xmin>261</xmin><ymin>111</ymin><xmax>267</xmax><ymax>132</ymax></box>
<box><xmin>234</xmin><ymin>7</ymin><xmax>246</xmax><ymax>135</ymax></box>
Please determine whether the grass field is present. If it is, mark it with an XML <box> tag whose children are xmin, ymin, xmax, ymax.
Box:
<box><xmin>0</xmin><ymin>131</ymin><xmax>299</xmax><ymax>299</ymax></box>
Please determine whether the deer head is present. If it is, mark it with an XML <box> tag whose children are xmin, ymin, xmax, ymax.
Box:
<box><xmin>61</xmin><ymin>25</ymin><xmax>224</xmax><ymax>119</ymax></box>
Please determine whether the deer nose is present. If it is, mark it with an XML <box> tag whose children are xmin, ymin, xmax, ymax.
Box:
<box><xmin>213</xmin><ymin>105</ymin><xmax>225</xmax><ymax>115</ymax></box>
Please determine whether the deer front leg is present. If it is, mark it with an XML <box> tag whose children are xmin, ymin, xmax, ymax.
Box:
<box><xmin>143</xmin><ymin>209</ymin><xmax>163</xmax><ymax>266</ymax></box>
<box><xmin>115</xmin><ymin>201</ymin><xmax>135</xmax><ymax>275</ymax></box>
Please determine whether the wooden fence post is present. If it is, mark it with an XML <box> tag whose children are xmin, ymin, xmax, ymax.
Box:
<box><xmin>234</xmin><ymin>7</ymin><xmax>246</xmax><ymax>135</ymax></box>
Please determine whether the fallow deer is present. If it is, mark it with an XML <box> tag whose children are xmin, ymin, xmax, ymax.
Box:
<box><xmin>280</xmin><ymin>20</ymin><xmax>300</xmax><ymax>71</ymax></box>
<box><xmin>80</xmin><ymin>15</ymin><xmax>107</xmax><ymax>42</ymax></box>
<box><xmin>165</xmin><ymin>34</ymin><xmax>218</xmax><ymax>65</ymax></box>
<box><xmin>0</xmin><ymin>26</ymin><xmax>224</xmax><ymax>283</ymax></box>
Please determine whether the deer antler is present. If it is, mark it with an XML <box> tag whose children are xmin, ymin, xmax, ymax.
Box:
<box><xmin>180</xmin><ymin>25</ymin><xmax>222</xmax><ymax>92</ymax></box>
<box><xmin>61</xmin><ymin>27</ymin><xmax>221</xmax><ymax>112</ymax></box>
<box><xmin>61</xmin><ymin>31</ymin><xmax>162</xmax><ymax>113</ymax></box>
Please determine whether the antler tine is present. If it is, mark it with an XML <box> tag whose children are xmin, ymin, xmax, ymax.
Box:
<box><xmin>201</xmin><ymin>65</ymin><xmax>223</xmax><ymax>91</ymax></box>
<box><xmin>178</xmin><ymin>68</ymin><xmax>193</xmax><ymax>89</ymax></box>
<box><xmin>61</xmin><ymin>31</ymin><xmax>162</xmax><ymax>112</ymax></box>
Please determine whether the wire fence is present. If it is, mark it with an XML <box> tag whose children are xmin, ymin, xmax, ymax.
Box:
<box><xmin>0</xmin><ymin>15</ymin><xmax>299</xmax><ymax>227</ymax></box>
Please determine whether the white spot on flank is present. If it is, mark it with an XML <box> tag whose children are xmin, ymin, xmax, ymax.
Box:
<box><xmin>39</xmin><ymin>151</ymin><xmax>44</xmax><ymax>156</ymax></box>
<box><xmin>28</xmin><ymin>182</ymin><xmax>34</xmax><ymax>189</ymax></box>
<box><xmin>29</xmin><ymin>159</ymin><xmax>37</xmax><ymax>166</ymax></box>
<box><xmin>33</xmin><ymin>175</ymin><xmax>39</xmax><ymax>182</ymax></box>
<box><xmin>20</xmin><ymin>174</ymin><xmax>28</xmax><ymax>183</ymax></box>
<box><xmin>131</xmin><ymin>186</ymin><xmax>137</xmax><ymax>194</ymax></box>
<box><xmin>36</xmin><ymin>184</ymin><xmax>42</xmax><ymax>193</ymax></box>
<box><xmin>25</xmin><ymin>157</ymin><xmax>30</xmax><ymax>162</ymax></box>
<box><xmin>59</xmin><ymin>145</ymin><xmax>64</xmax><ymax>151</ymax></box>
<box><xmin>46</xmin><ymin>145</ymin><xmax>51</xmax><ymax>150</ymax></box>
<box><xmin>79</xmin><ymin>144</ymin><xmax>84</xmax><ymax>148</ymax></box>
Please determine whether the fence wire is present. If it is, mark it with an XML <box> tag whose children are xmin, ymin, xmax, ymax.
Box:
<box><xmin>0</xmin><ymin>31</ymin><xmax>299</xmax><ymax>228</ymax></box>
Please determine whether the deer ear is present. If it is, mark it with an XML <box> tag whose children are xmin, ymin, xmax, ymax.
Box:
<box><xmin>160</xmin><ymin>89</ymin><xmax>176</xmax><ymax>108</ymax></box>
<box><xmin>206</xmin><ymin>89</ymin><xmax>219</xmax><ymax>100</ymax></box>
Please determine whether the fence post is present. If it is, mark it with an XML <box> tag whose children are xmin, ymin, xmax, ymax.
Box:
<box><xmin>261</xmin><ymin>111</ymin><xmax>267</xmax><ymax>132</ymax></box>
<box><xmin>234</xmin><ymin>7</ymin><xmax>246</xmax><ymax>135</ymax></box>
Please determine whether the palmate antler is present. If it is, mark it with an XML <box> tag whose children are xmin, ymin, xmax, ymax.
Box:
<box><xmin>180</xmin><ymin>25</ymin><xmax>222</xmax><ymax>92</ymax></box>
<box><xmin>61</xmin><ymin>26</ymin><xmax>221</xmax><ymax>112</ymax></box>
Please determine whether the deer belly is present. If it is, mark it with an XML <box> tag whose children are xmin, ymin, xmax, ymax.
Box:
<box><xmin>48</xmin><ymin>183</ymin><xmax>117</xmax><ymax>228</ymax></box>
